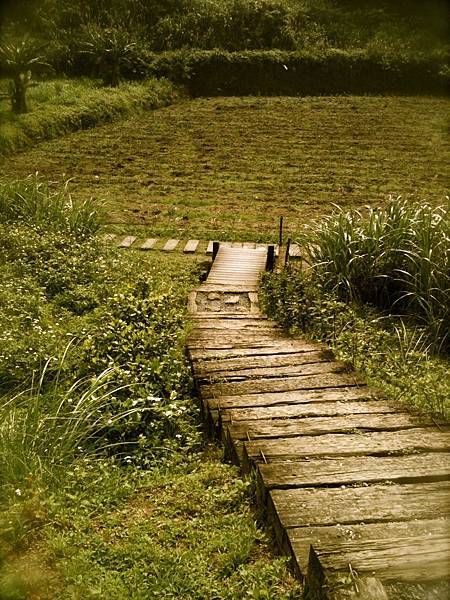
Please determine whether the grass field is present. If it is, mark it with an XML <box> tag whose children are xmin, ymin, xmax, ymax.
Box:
<box><xmin>0</xmin><ymin>95</ymin><xmax>448</xmax><ymax>241</ymax></box>
<box><xmin>0</xmin><ymin>78</ymin><xmax>176</xmax><ymax>155</ymax></box>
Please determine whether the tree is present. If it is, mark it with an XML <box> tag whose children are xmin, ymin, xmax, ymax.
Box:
<box><xmin>80</xmin><ymin>27</ymin><xmax>136</xmax><ymax>87</ymax></box>
<box><xmin>0</xmin><ymin>36</ymin><xmax>49</xmax><ymax>113</ymax></box>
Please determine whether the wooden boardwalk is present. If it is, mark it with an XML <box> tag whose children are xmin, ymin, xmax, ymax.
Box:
<box><xmin>187</xmin><ymin>246</ymin><xmax>450</xmax><ymax>599</ymax></box>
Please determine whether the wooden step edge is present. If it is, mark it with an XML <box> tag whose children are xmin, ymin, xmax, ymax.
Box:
<box><xmin>306</xmin><ymin>550</ymin><xmax>388</xmax><ymax>600</ymax></box>
<box><xmin>254</xmin><ymin>453</ymin><xmax>450</xmax><ymax>508</ymax></box>
<box><xmin>117</xmin><ymin>235</ymin><xmax>137</xmax><ymax>248</ymax></box>
<box><xmin>262</xmin><ymin>491</ymin><xmax>387</xmax><ymax>600</ymax></box>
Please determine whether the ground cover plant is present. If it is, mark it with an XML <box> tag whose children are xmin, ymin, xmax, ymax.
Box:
<box><xmin>1</xmin><ymin>96</ymin><xmax>448</xmax><ymax>241</ymax></box>
<box><xmin>261</xmin><ymin>199</ymin><xmax>450</xmax><ymax>418</ymax></box>
<box><xmin>0</xmin><ymin>77</ymin><xmax>177</xmax><ymax>155</ymax></box>
<box><xmin>0</xmin><ymin>176</ymin><xmax>300</xmax><ymax>599</ymax></box>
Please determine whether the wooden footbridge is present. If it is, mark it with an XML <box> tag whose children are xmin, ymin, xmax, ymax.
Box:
<box><xmin>186</xmin><ymin>245</ymin><xmax>450</xmax><ymax>599</ymax></box>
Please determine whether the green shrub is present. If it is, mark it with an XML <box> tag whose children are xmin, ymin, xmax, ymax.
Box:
<box><xmin>78</xmin><ymin>280</ymin><xmax>200</xmax><ymax>463</ymax></box>
<box><xmin>0</xmin><ymin>35</ymin><xmax>50</xmax><ymax>113</ymax></box>
<box><xmin>24</xmin><ymin>0</ymin><xmax>449</xmax><ymax>56</ymax></box>
<box><xmin>0</xmin><ymin>362</ymin><xmax>143</xmax><ymax>492</ymax></box>
<box><xmin>0</xmin><ymin>223</ymin><xmax>121</xmax><ymax>389</ymax></box>
<box><xmin>78</xmin><ymin>26</ymin><xmax>139</xmax><ymax>87</ymax></box>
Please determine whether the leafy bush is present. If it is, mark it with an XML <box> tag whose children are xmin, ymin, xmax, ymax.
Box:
<box><xmin>0</xmin><ymin>223</ymin><xmax>122</xmax><ymax>389</ymax></box>
<box><xmin>78</xmin><ymin>280</ymin><xmax>200</xmax><ymax>462</ymax></box>
<box><xmin>78</xmin><ymin>26</ymin><xmax>139</xmax><ymax>87</ymax></box>
<box><xmin>299</xmin><ymin>198</ymin><xmax>450</xmax><ymax>353</ymax></box>
<box><xmin>0</xmin><ymin>362</ymin><xmax>142</xmax><ymax>492</ymax></box>
<box><xmin>0</xmin><ymin>36</ymin><xmax>50</xmax><ymax>113</ymax></box>
<box><xmin>11</xmin><ymin>0</ymin><xmax>449</xmax><ymax>56</ymax></box>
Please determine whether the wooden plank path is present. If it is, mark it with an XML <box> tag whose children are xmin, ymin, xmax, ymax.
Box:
<box><xmin>207</xmin><ymin>246</ymin><xmax>267</xmax><ymax>287</ymax></box>
<box><xmin>105</xmin><ymin>234</ymin><xmax>304</xmax><ymax>259</ymax></box>
<box><xmin>186</xmin><ymin>246</ymin><xmax>450</xmax><ymax>599</ymax></box>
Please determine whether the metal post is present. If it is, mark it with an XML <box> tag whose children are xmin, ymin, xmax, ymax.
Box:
<box><xmin>279</xmin><ymin>216</ymin><xmax>284</xmax><ymax>248</ymax></box>
<box><xmin>266</xmin><ymin>245</ymin><xmax>275</xmax><ymax>272</ymax></box>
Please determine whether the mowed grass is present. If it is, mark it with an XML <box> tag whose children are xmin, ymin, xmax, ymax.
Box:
<box><xmin>0</xmin><ymin>96</ymin><xmax>448</xmax><ymax>241</ymax></box>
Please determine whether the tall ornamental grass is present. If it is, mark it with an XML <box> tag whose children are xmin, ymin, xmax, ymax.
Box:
<box><xmin>0</xmin><ymin>174</ymin><xmax>100</xmax><ymax>237</ymax></box>
<box><xmin>301</xmin><ymin>198</ymin><xmax>449</xmax><ymax>353</ymax></box>
<box><xmin>0</xmin><ymin>358</ymin><xmax>145</xmax><ymax>491</ymax></box>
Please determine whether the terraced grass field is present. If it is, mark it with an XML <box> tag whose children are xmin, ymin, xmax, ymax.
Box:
<box><xmin>1</xmin><ymin>96</ymin><xmax>448</xmax><ymax>241</ymax></box>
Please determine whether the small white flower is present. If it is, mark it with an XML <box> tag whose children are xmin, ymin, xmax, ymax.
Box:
<box><xmin>15</xmin><ymin>489</ymin><xmax>22</xmax><ymax>496</ymax></box>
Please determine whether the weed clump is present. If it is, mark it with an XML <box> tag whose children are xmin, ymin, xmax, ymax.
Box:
<box><xmin>0</xmin><ymin>174</ymin><xmax>101</xmax><ymax>237</ymax></box>
<box><xmin>300</xmin><ymin>198</ymin><xmax>450</xmax><ymax>353</ymax></box>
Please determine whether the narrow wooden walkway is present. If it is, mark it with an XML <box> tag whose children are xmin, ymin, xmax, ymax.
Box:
<box><xmin>207</xmin><ymin>246</ymin><xmax>268</xmax><ymax>286</ymax></box>
<box><xmin>186</xmin><ymin>247</ymin><xmax>450</xmax><ymax>599</ymax></box>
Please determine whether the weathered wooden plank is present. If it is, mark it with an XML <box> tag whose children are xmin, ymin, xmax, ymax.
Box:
<box><xmin>243</xmin><ymin>429</ymin><xmax>450</xmax><ymax>469</ymax></box>
<box><xmin>269</xmin><ymin>482</ymin><xmax>450</xmax><ymax>531</ymax></box>
<box><xmin>187</xmin><ymin>329</ymin><xmax>281</xmax><ymax>341</ymax></box>
<box><xmin>295</xmin><ymin>519</ymin><xmax>450</xmax><ymax>584</ymax></box>
<box><xmin>192</xmin><ymin>319</ymin><xmax>276</xmax><ymax>330</ymax></box>
<box><xmin>183</xmin><ymin>239</ymin><xmax>199</xmax><ymax>253</ymax></box>
<box><xmin>186</xmin><ymin>336</ymin><xmax>292</xmax><ymax>350</ymax></box>
<box><xmin>209</xmin><ymin>269</ymin><xmax>263</xmax><ymax>276</ymax></box>
<box><xmin>193</xmin><ymin>350</ymin><xmax>328</xmax><ymax>374</ymax></box>
<box><xmin>163</xmin><ymin>239</ymin><xmax>179</xmax><ymax>251</ymax></box>
<box><xmin>191</xmin><ymin>331</ymin><xmax>278</xmax><ymax>342</ymax></box>
<box><xmin>193</xmin><ymin>313</ymin><xmax>266</xmax><ymax>320</ymax></box>
<box><xmin>193</xmin><ymin>284</ymin><xmax>259</xmax><ymax>293</ymax></box>
<box><xmin>216</xmin><ymin>264</ymin><xmax>259</xmax><ymax>271</ymax></box>
<box><xmin>140</xmin><ymin>238</ymin><xmax>158</xmax><ymax>250</ymax></box>
<box><xmin>117</xmin><ymin>235</ymin><xmax>136</xmax><ymax>248</ymax></box>
<box><xmin>206</xmin><ymin>386</ymin><xmax>376</xmax><ymax>410</ymax></box>
<box><xmin>227</xmin><ymin>413</ymin><xmax>431</xmax><ymax>442</ymax></box>
<box><xmin>210</xmin><ymin>266</ymin><xmax>263</xmax><ymax>270</ymax></box>
<box><xmin>207</xmin><ymin>277</ymin><xmax>262</xmax><ymax>286</ymax></box>
<box><xmin>188</xmin><ymin>327</ymin><xmax>290</xmax><ymax>339</ymax></box>
<box><xmin>200</xmin><ymin>361</ymin><xmax>347</xmax><ymax>382</ymax></box>
<box><xmin>289</xmin><ymin>243</ymin><xmax>302</xmax><ymax>258</ymax></box>
<box><xmin>220</xmin><ymin>400</ymin><xmax>396</xmax><ymax>423</ymax></box>
<box><xmin>258</xmin><ymin>453</ymin><xmax>450</xmax><ymax>490</ymax></box>
<box><xmin>243</xmin><ymin>242</ymin><xmax>257</xmax><ymax>249</ymax></box>
<box><xmin>201</xmin><ymin>372</ymin><xmax>363</xmax><ymax>398</ymax></box>
<box><xmin>188</xmin><ymin>344</ymin><xmax>325</xmax><ymax>361</ymax></box>
<box><xmin>187</xmin><ymin>340</ymin><xmax>289</xmax><ymax>351</ymax></box>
